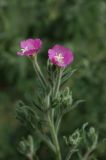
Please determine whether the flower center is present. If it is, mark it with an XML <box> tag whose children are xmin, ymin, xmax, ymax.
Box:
<box><xmin>55</xmin><ymin>53</ymin><xmax>64</xmax><ymax>64</ymax></box>
<box><xmin>21</xmin><ymin>46</ymin><xmax>29</xmax><ymax>53</ymax></box>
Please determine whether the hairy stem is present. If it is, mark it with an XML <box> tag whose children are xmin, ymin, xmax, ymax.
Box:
<box><xmin>65</xmin><ymin>147</ymin><xmax>77</xmax><ymax>160</ymax></box>
<box><xmin>28</xmin><ymin>156</ymin><xmax>33</xmax><ymax>160</ymax></box>
<box><xmin>47</xmin><ymin>68</ymin><xmax>63</xmax><ymax>160</ymax></box>
<box><xmin>82</xmin><ymin>134</ymin><xmax>98</xmax><ymax>160</ymax></box>
<box><xmin>32</xmin><ymin>56</ymin><xmax>48</xmax><ymax>90</ymax></box>
<box><xmin>54</xmin><ymin>68</ymin><xmax>63</xmax><ymax>98</ymax></box>
<box><xmin>36</xmin><ymin>129</ymin><xmax>56</xmax><ymax>153</ymax></box>
<box><xmin>27</xmin><ymin>153</ymin><xmax>34</xmax><ymax>160</ymax></box>
<box><xmin>48</xmin><ymin>115</ymin><xmax>62</xmax><ymax>160</ymax></box>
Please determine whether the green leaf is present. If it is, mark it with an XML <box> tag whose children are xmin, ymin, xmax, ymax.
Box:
<box><xmin>61</xmin><ymin>68</ymin><xmax>78</xmax><ymax>86</ymax></box>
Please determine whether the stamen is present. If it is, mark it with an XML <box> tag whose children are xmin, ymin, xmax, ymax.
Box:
<box><xmin>55</xmin><ymin>53</ymin><xmax>64</xmax><ymax>64</ymax></box>
<box><xmin>21</xmin><ymin>47</ymin><xmax>28</xmax><ymax>53</ymax></box>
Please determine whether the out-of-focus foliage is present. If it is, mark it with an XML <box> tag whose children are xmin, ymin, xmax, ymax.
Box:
<box><xmin>0</xmin><ymin>0</ymin><xmax>106</xmax><ymax>159</ymax></box>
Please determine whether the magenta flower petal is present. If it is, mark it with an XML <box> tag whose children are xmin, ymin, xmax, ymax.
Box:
<box><xmin>17</xmin><ymin>38</ymin><xmax>42</xmax><ymax>56</ymax></box>
<box><xmin>48</xmin><ymin>44</ymin><xmax>74</xmax><ymax>67</ymax></box>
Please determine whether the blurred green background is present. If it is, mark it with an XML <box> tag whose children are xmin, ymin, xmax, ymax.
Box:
<box><xmin>0</xmin><ymin>0</ymin><xmax>106</xmax><ymax>159</ymax></box>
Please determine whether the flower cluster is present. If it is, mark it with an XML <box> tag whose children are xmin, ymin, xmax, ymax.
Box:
<box><xmin>17</xmin><ymin>38</ymin><xmax>74</xmax><ymax>67</ymax></box>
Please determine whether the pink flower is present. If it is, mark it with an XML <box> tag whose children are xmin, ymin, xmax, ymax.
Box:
<box><xmin>17</xmin><ymin>38</ymin><xmax>42</xmax><ymax>56</ymax></box>
<box><xmin>48</xmin><ymin>45</ymin><xmax>74</xmax><ymax>67</ymax></box>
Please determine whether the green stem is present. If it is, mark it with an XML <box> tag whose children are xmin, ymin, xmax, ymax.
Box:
<box><xmin>27</xmin><ymin>153</ymin><xmax>33</xmax><ymax>160</ymax></box>
<box><xmin>34</xmin><ymin>56</ymin><xmax>47</xmax><ymax>86</ymax></box>
<box><xmin>54</xmin><ymin>68</ymin><xmax>63</xmax><ymax>98</ymax></box>
<box><xmin>77</xmin><ymin>152</ymin><xmax>83</xmax><ymax>160</ymax></box>
<box><xmin>29</xmin><ymin>157</ymin><xmax>33</xmax><ymax>160</ymax></box>
<box><xmin>36</xmin><ymin>129</ymin><xmax>56</xmax><ymax>153</ymax></box>
<box><xmin>48</xmin><ymin>115</ymin><xmax>62</xmax><ymax>160</ymax></box>
<box><xmin>32</xmin><ymin>56</ymin><xmax>47</xmax><ymax>89</ymax></box>
<box><xmin>47</xmin><ymin>68</ymin><xmax>63</xmax><ymax>160</ymax></box>
<box><xmin>65</xmin><ymin>147</ymin><xmax>77</xmax><ymax>160</ymax></box>
<box><xmin>82</xmin><ymin>134</ymin><xmax>98</xmax><ymax>160</ymax></box>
